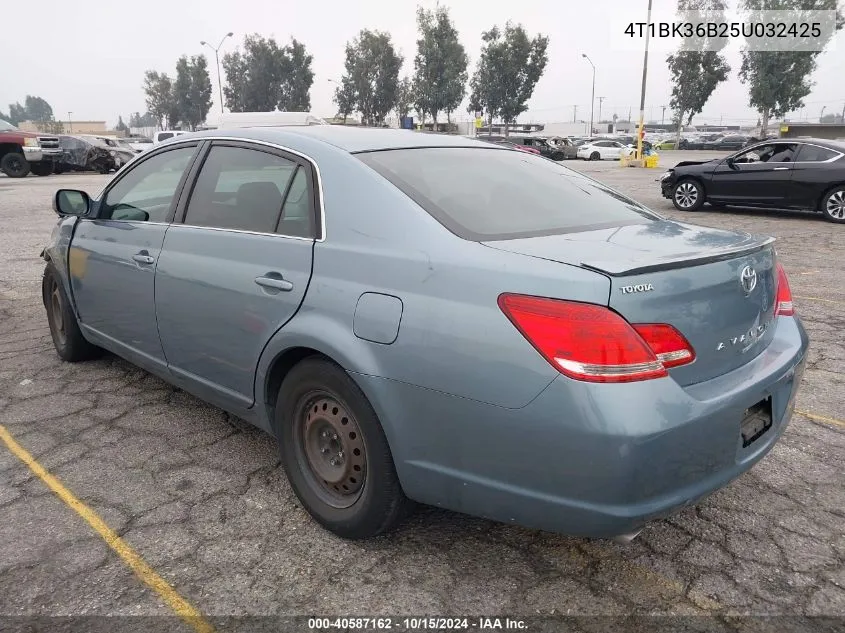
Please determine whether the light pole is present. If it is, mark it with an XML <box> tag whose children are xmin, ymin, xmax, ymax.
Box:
<box><xmin>597</xmin><ymin>97</ymin><xmax>606</xmax><ymax>130</ymax></box>
<box><xmin>201</xmin><ymin>32</ymin><xmax>234</xmax><ymax>114</ymax></box>
<box><xmin>635</xmin><ymin>0</ymin><xmax>654</xmax><ymax>162</ymax></box>
<box><xmin>661</xmin><ymin>105</ymin><xmax>666</xmax><ymax>125</ymax></box>
<box><xmin>582</xmin><ymin>54</ymin><xmax>595</xmax><ymax>137</ymax></box>
<box><xmin>67</xmin><ymin>112</ymin><xmax>73</xmax><ymax>134</ymax></box>
<box><xmin>820</xmin><ymin>105</ymin><xmax>827</xmax><ymax>123</ymax></box>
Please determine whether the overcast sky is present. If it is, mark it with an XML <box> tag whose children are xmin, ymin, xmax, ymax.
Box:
<box><xmin>2</xmin><ymin>0</ymin><xmax>843</xmax><ymax>128</ymax></box>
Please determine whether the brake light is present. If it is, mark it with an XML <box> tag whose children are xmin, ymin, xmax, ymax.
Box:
<box><xmin>632</xmin><ymin>324</ymin><xmax>696</xmax><ymax>368</ymax></box>
<box><xmin>498</xmin><ymin>294</ymin><xmax>695</xmax><ymax>383</ymax></box>
<box><xmin>774</xmin><ymin>262</ymin><xmax>794</xmax><ymax>316</ymax></box>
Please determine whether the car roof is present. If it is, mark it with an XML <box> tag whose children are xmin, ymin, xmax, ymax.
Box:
<box><xmin>185</xmin><ymin>125</ymin><xmax>497</xmax><ymax>153</ymax></box>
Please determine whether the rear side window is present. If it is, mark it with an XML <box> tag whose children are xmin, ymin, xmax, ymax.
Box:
<box><xmin>358</xmin><ymin>147</ymin><xmax>658</xmax><ymax>240</ymax></box>
<box><xmin>796</xmin><ymin>144</ymin><xmax>840</xmax><ymax>162</ymax></box>
<box><xmin>184</xmin><ymin>145</ymin><xmax>299</xmax><ymax>234</ymax></box>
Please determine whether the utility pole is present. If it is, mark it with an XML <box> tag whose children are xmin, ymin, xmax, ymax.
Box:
<box><xmin>636</xmin><ymin>0</ymin><xmax>654</xmax><ymax>162</ymax></box>
<box><xmin>820</xmin><ymin>106</ymin><xmax>826</xmax><ymax>123</ymax></box>
<box><xmin>661</xmin><ymin>105</ymin><xmax>666</xmax><ymax>125</ymax></box>
<box><xmin>582</xmin><ymin>54</ymin><xmax>596</xmax><ymax>136</ymax></box>
<box><xmin>573</xmin><ymin>105</ymin><xmax>577</xmax><ymax>122</ymax></box>
<box><xmin>597</xmin><ymin>97</ymin><xmax>606</xmax><ymax>129</ymax></box>
<box><xmin>67</xmin><ymin>112</ymin><xmax>73</xmax><ymax>134</ymax></box>
<box><xmin>201</xmin><ymin>32</ymin><xmax>234</xmax><ymax>114</ymax></box>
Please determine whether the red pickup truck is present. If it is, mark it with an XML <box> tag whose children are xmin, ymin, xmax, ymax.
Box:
<box><xmin>0</xmin><ymin>119</ymin><xmax>61</xmax><ymax>177</ymax></box>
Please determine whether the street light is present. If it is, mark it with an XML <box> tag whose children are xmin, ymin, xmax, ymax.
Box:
<box><xmin>201</xmin><ymin>32</ymin><xmax>234</xmax><ymax>114</ymax></box>
<box><xmin>635</xmin><ymin>0</ymin><xmax>654</xmax><ymax>162</ymax></box>
<box><xmin>820</xmin><ymin>105</ymin><xmax>827</xmax><ymax>123</ymax></box>
<box><xmin>582</xmin><ymin>54</ymin><xmax>596</xmax><ymax>137</ymax></box>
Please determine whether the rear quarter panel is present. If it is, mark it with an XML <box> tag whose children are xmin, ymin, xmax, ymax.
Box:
<box><xmin>256</xmin><ymin>145</ymin><xmax>612</xmax><ymax>415</ymax></box>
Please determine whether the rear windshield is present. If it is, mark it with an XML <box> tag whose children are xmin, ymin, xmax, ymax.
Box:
<box><xmin>357</xmin><ymin>147</ymin><xmax>658</xmax><ymax>241</ymax></box>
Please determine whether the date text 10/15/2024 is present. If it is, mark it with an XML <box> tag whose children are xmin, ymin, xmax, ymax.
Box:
<box><xmin>308</xmin><ymin>617</ymin><xmax>528</xmax><ymax>630</ymax></box>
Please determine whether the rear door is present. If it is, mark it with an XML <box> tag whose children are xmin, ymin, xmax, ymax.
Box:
<box><xmin>787</xmin><ymin>143</ymin><xmax>845</xmax><ymax>208</ymax></box>
<box><xmin>154</xmin><ymin>140</ymin><xmax>318</xmax><ymax>411</ymax></box>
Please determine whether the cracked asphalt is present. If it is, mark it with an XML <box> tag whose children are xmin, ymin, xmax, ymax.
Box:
<box><xmin>1</xmin><ymin>152</ymin><xmax>843</xmax><ymax>629</ymax></box>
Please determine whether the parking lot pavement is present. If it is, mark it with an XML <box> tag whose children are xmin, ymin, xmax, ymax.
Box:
<box><xmin>1</xmin><ymin>159</ymin><xmax>843</xmax><ymax>625</ymax></box>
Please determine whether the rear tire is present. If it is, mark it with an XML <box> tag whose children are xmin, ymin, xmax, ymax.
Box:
<box><xmin>42</xmin><ymin>263</ymin><xmax>102</xmax><ymax>362</ymax></box>
<box><xmin>1</xmin><ymin>152</ymin><xmax>31</xmax><ymax>178</ymax></box>
<box><xmin>590</xmin><ymin>151</ymin><xmax>600</xmax><ymax>161</ymax></box>
<box><xmin>672</xmin><ymin>179</ymin><xmax>705</xmax><ymax>211</ymax></box>
<box><xmin>820</xmin><ymin>186</ymin><xmax>845</xmax><ymax>223</ymax></box>
<box><xmin>276</xmin><ymin>358</ymin><xmax>410</xmax><ymax>539</ymax></box>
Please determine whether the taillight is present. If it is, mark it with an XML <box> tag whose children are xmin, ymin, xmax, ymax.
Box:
<box><xmin>632</xmin><ymin>324</ymin><xmax>696</xmax><ymax>368</ymax></box>
<box><xmin>774</xmin><ymin>262</ymin><xmax>794</xmax><ymax>317</ymax></box>
<box><xmin>497</xmin><ymin>294</ymin><xmax>695</xmax><ymax>383</ymax></box>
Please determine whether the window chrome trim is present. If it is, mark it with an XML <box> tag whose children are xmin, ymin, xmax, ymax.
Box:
<box><xmin>175</xmin><ymin>223</ymin><xmax>315</xmax><ymax>242</ymax></box>
<box><xmin>163</xmin><ymin>135</ymin><xmax>327</xmax><ymax>241</ymax></box>
<box><xmin>93</xmin><ymin>135</ymin><xmax>327</xmax><ymax>241</ymax></box>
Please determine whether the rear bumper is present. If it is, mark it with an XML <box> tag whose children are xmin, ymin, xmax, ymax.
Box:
<box><xmin>355</xmin><ymin>315</ymin><xmax>809</xmax><ymax>539</ymax></box>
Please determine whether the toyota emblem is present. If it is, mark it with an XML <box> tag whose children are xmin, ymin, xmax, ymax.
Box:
<box><xmin>740</xmin><ymin>265</ymin><xmax>757</xmax><ymax>294</ymax></box>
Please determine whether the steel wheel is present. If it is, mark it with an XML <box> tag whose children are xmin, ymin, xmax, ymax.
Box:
<box><xmin>48</xmin><ymin>277</ymin><xmax>67</xmax><ymax>347</ymax></box>
<box><xmin>825</xmin><ymin>189</ymin><xmax>845</xmax><ymax>220</ymax></box>
<box><xmin>294</xmin><ymin>392</ymin><xmax>367</xmax><ymax>509</ymax></box>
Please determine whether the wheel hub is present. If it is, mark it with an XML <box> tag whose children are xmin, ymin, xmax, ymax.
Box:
<box><xmin>50</xmin><ymin>280</ymin><xmax>66</xmax><ymax>345</ymax></box>
<box><xmin>675</xmin><ymin>182</ymin><xmax>698</xmax><ymax>208</ymax></box>
<box><xmin>827</xmin><ymin>191</ymin><xmax>845</xmax><ymax>219</ymax></box>
<box><xmin>301</xmin><ymin>396</ymin><xmax>366</xmax><ymax>501</ymax></box>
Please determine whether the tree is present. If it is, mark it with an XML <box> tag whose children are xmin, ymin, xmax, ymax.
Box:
<box><xmin>173</xmin><ymin>55</ymin><xmax>213</xmax><ymax>130</ymax></box>
<box><xmin>128</xmin><ymin>112</ymin><xmax>157</xmax><ymax>128</ymax></box>
<box><xmin>395</xmin><ymin>76</ymin><xmax>414</xmax><ymax>120</ymax></box>
<box><xmin>278</xmin><ymin>39</ymin><xmax>314</xmax><ymax>111</ymax></box>
<box><xmin>738</xmin><ymin>0</ymin><xmax>843</xmax><ymax>135</ymax></box>
<box><xmin>115</xmin><ymin>116</ymin><xmax>130</xmax><ymax>133</ymax></box>
<box><xmin>222</xmin><ymin>34</ymin><xmax>315</xmax><ymax>112</ymax></box>
<box><xmin>412</xmin><ymin>5</ymin><xmax>468</xmax><ymax>125</ymax></box>
<box><xmin>143</xmin><ymin>70</ymin><xmax>178</xmax><ymax>129</ymax></box>
<box><xmin>467</xmin><ymin>23</ymin><xmax>548</xmax><ymax>136</ymax></box>
<box><xmin>332</xmin><ymin>81</ymin><xmax>356</xmax><ymax>124</ymax></box>
<box><xmin>7</xmin><ymin>102</ymin><xmax>27</xmax><ymax>126</ymax></box>
<box><xmin>339</xmin><ymin>30</ymin><xmax>403</xmax><ymax>126</ymax></box>
<box><xmin>24</xmin><ymin>96</ymin><xmax>54</xmax><ymax>123</ymax></box>
<box><xmin>666</xmin><ymin>1</ymin><xmax>731</xmax><ymax>143</ymax></box>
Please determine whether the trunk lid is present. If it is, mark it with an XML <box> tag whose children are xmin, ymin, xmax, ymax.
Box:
<box><xmin>483</xmin><ymin>221</ymin><xmax>778</xmax><ymax>386</ymax></box>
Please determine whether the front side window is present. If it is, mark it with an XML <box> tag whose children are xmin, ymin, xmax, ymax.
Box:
<box><xmin>734</xmin><ymin>143</ymin><xmax>797</xmax><ymax>164</ymax></box>
<box><xmin>101</xmin><ymin>146</ymin><xmax>196</xmax><ymax>222</ymax></box>
<box><xmin>183</xmin><ymin>145</ymin><xmax>301</xmax><ymax>234</ymax></box>
<box><xmin>358</xmin><ymin>147</ymin><xmax>659</xmax><ymax>241</ymax></box>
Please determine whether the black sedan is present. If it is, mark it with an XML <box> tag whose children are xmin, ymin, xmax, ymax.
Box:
<box><xmin>698</xmin><ymin>134</ymin><xmax>750</xmax><ymax>151</ymax></box>
<box><xmin>660</xmin><ymin>138</ymin><xmax>845</xmax><ymax>223</ymax></box>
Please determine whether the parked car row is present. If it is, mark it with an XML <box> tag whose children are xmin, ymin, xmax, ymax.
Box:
<box><xmin>660</xmin><ymin>137</ymin><xmax>845</xmax><ymax>223</ymax></box>
<box><xmin>0</xmin><ymin>118</ymin><xmax>157</xmax><ymax>177</ymax></box>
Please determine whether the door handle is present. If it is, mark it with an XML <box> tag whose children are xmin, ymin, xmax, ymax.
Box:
<box><xmin>773</xmin><ymin>167</ymin><xmax>790</xmax><ymax>171</ymax></box>
<box><xmin>255</xmin><ymin>275</ymin><xmax>294</xmax><ymax>292</ymax></box>
<box><xmin>132</xmin><ymin>253</ymin><xmax>155</xmax><ymax>265</ymax></box>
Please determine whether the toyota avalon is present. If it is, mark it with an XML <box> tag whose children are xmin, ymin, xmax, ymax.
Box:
<box><xmin>41</xmin><ymin>126</ymin><xmax>808</xmax><ymax>541</ymax></box>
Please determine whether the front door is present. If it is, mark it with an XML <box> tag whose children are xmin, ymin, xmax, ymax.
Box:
<box><xmin>154</xmin><ymin>141</ymin><xmax>317</xmax><ymax>411</ymax></box>
<box><xmin>69</xmin><ymin>144</ymin><xmax>199</xmax><ymax>371</ymax></box>
<box><xmin>707</xmin><ymin>142</ymin><xmax>798</xmax><ymax>204</ymax></box>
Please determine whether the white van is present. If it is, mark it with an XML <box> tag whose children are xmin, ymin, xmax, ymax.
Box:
<box><xmin>206</xmin><ymin>111</ymin><xmax>329</xmax><ymax>129</ymax></box>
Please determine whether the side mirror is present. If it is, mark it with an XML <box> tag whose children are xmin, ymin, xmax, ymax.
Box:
<box><xmin>54</xmin><ymin>189</ymin><xmax>91</xmax><ymax>217</ymax></box>
<box><xmin>725</xmin><ymin>156</ymin><xmax>736</xmax><ymax>169</ymax></box>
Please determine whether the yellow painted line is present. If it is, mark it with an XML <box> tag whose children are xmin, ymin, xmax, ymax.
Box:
<box><xmin>794</xmin><ymin>295</ymin><xmax>845</xmax><ymax>305</ymax></box>
<box><xmin>795</xmin><ymin>410</ymin><xmax>845</xmax><ymax>429</ymax></box>
<box><xmin>0</xmin><ymin>424</ymin><xmax>215</xmax><ymax>633</ymax></box>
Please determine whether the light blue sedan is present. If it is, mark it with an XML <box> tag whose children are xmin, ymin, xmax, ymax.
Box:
<box><xmin>41</xmin><ymin>126</ymin><xmax>809</xmax><ymax>541</ymax></box>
